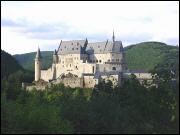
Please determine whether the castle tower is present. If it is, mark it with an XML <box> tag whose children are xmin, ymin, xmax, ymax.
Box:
<box><xmin>35</xmin><ymin>47</ymin><xmax>42</xmax><ymax>81</ymax></box>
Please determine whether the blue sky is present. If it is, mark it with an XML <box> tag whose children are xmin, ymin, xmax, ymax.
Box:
<box><xmin>1</xmin><ymin>1</ymin><xmax>179</xmax><ymax>54</ymax></box>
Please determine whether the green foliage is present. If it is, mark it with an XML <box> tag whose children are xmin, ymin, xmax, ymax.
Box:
<box><xmin>1</xmin><ymin>49</ymin><xmax>34</xmax><ymax>84</ymax></box>
<box><xmin>14</xmin><ymin>51</ymin><xmax>53</xmax><ymax>71</ymax></box>
<box><xmin>1</xmin><ymin>50</ymin><xmax>23</xmax><ymax>78</ymax></box>
<box><xmin>124</xmin><ymin>41</ymin><xmax>178</xmax><ymax>71</ymax></box>
<box><xmin>1</xmin><ymin>74</ymin><xmax>179</xmax><ymax>133</ymax></box>
<box><xmin>1</xmin><ymin>42</ymin><xmax>179</xmax><ymax>133</ymax></box>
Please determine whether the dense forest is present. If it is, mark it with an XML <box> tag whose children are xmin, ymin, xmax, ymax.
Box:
<box><xmin>125</xmin><ymin>41</ymin><xmax>179</xmax><ymax>71</ymax></box>
<box><xmin>1</xmin><ymin>46</ymin><xmax>179</xmax><ymax>133</ymax></box>
<box><xmin>1</xmin><ymin>50</ymin><xmax>34</xmax><ymax>83</ymax></box>
<box><xmin>13</xmin><ymin>41</ymin><xmax>179</xmax><ymax>72</ymax></box>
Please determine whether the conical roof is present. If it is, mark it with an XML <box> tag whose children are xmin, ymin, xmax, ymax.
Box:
<box><xmin>35</xmin><ymin>47</ymin><xmax>42</xmax><ymax>59</ymax></box>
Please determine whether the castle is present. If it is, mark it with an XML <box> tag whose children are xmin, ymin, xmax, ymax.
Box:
<box><xmin>34</xmin><ymin>31</ymin><xmax>151</xmax><ymax>88</ymax></box>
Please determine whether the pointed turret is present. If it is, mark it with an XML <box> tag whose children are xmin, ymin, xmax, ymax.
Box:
<box><xmin>35</xmin><ymin>46</ymin><xmax>42</xmax><ymax>59</ymax></box>
<box><xmin>54</xmin><ymin>49</ymin><xmax>57</xmax><ymax>55</ymax></box>
<box><xmin>112</xmin><ymin>29</ymin><xmax>115</xmax><ymax>42</ymax></box>
<box><xmin>53</xmin><ymin>49</ymin><xmax>58</xmax><ymax>64</ymax></box>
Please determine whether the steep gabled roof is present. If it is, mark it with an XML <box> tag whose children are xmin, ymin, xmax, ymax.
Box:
<box><xmin>57</xmin><ymin>40</ymin><xmax>86</xmax><ymax>54</ymax></box>
<box><xmin>86</xmin><ymin>40</ymin><xmax>123</xmax><ymax>54</ymax></box>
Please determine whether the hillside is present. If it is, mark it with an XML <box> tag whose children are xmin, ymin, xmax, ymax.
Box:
<box><xmin>124</xmin><ymin>41</ymin><xmax>179</xmax><ymax>71</ymax></box>
<box><xmin>14</xmin><ymin>51</ymin><xmax>53</xmax><ymax>71</ymax></box>
<box><xmin>1</xmin><ymin>50</ymin><xmax>23</xmax><ymax>78</ymax></box>
<box><xmin>13</xmin><ymin>42</ymin><xmax>179</xmax><ymax>72</ymax></box>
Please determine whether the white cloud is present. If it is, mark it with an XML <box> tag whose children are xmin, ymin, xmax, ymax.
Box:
<box><xmin>1</xmin><ymin>1</ymin><xmax>179</xmax><ymax>54</ymax></box>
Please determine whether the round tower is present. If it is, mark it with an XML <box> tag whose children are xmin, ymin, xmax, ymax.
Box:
<box><xmin>35</xmin><ymin>47</ymin><xmax>42</xmax><ymax>81</ymax></box>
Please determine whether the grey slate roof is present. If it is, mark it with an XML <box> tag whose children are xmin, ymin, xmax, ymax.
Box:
<box><xmin>57</xmin><ymin>40</ymin><xmax>87</xmax><ymax>54</ymax></box>
<box><xmin>86</xmin><ymin>40</ymin><xmax>123</xmax><ymax>54</ymax></box>
<box><xmin>57</xmin><ymin>39</ymin><xmax>124</xmax><ymax>55</ymax></box>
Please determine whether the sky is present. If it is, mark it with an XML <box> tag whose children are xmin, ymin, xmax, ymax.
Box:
<box><xmin>1</xmin><ymin>1</ymin><xmax>179</xmax><ymax>55</ymax></box>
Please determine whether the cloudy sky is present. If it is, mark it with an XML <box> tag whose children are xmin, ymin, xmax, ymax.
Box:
<box><xmin>1</xmin><ymin>1</ymin><xmax>179</xmax><ymax>55</ymax></box>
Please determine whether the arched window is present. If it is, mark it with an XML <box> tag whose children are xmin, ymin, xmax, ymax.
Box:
<box><xmin>99</xmin><ymin>60</ymin><xmax>102</xmax><ymax>63</ymax></box>
<box><xmin>112</xmin><ymin>67</ymin><xmax>116</xmax><ymax>70</ymax></box>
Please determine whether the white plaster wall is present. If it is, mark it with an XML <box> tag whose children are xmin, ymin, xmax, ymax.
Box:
<box><xmin>41</xmin><ymin>68</ymin><xmax>53</xmax><ymax>82</ymax></box>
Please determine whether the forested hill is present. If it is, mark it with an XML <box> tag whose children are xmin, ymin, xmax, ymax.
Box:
<box><xmin>13</xmin><ymin>42</ymin><xmax>179</xmax><ymax>72</ymax></box>
<box><xmin>124</xmin><ymin>41</ymin><xmax>179</xmax><ymax>71</ymax></box>
<box><xmin>1</xmin><ymin>50</ymin><xmax>23</xmax><ymax>78</ymax></box>
<box><xmin>14</xmin><ymin>51</ymin><xmax>53</xmax><ymax>71</ymax></box>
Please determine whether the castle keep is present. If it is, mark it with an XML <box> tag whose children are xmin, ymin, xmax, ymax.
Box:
<box><xmin>34</xmin><ymin>32</ymin><xmax>129</xmax><ymax>88</ymax></box>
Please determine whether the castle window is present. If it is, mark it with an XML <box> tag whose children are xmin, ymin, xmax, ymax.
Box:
<box><xmin>96</xmin><ymin>60</ymin><xmax>98</xmax><ymax>63</ymax></box>
<box><xmin>99</xmin><ymin>60</ymin><xmax>101</xmax><ymax>63</ymax></box>
<box><xmin>112</xmin><ymin>67</ymin><xmax>116</xmax><ymax>70</ymax></box>
<box><xmin>98</xmin><ymin>45</ymin><xmax>100</xmax><ymax>48</ymax></box>
<box><xmin>77</xmin><ymin>48</ymin><xmax>78</xmax><ymax>50</ymax></box>
<box><xmin>116</xmin><ymin>59</ymin><xmax>119</xmax><ymax>62</ymax></box>
<box><xmin>70</xmin><ymin>64</ymin><xmax>71</xmax><ymax>67</ymax></box>
<box><xmin>77</xmin><ymin>42</ymin><xmax>79</xmax><ymax>45</ymax></box>
<box><xmin>108</xmin><ymin>59</ymin><xmax>110</xmax><ymax>62</ymax></box>
<box><xmin>71</xmin><ymin>43</ymin><xmax>73</xmax><ymax>45</ymax></box>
